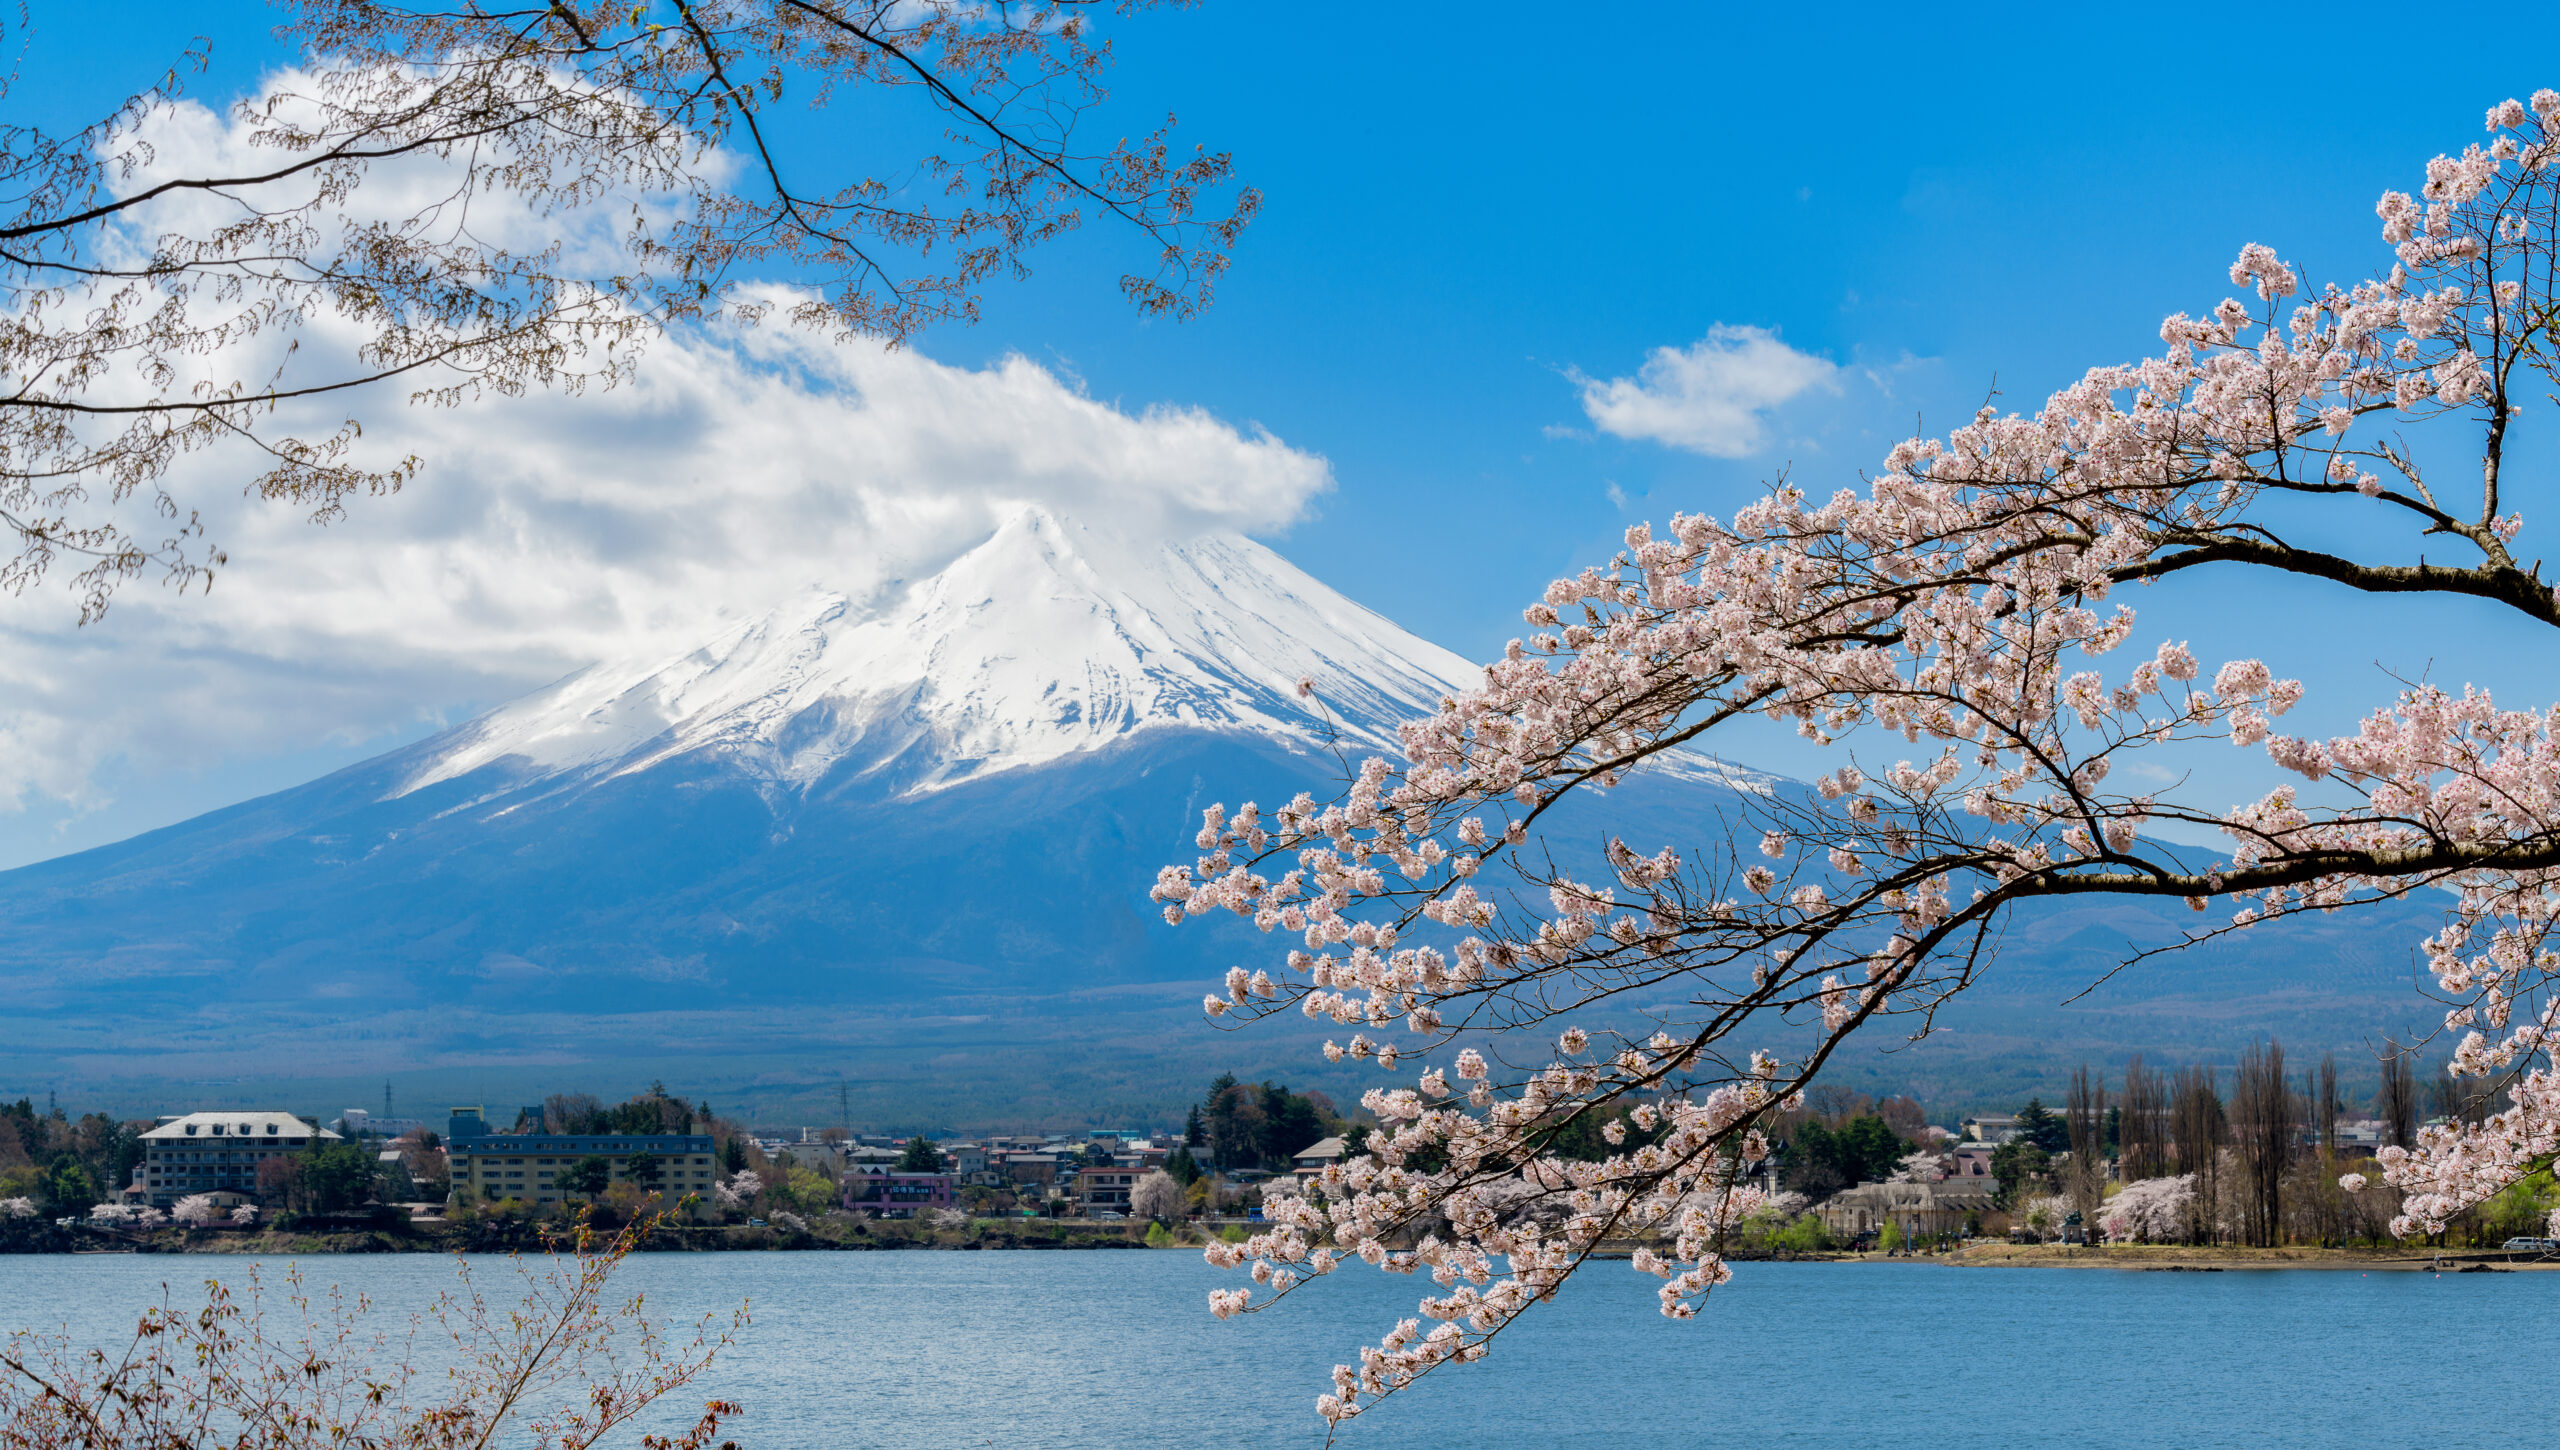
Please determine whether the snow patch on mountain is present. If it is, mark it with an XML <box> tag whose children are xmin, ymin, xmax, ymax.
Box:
<box><xmin>397</xmin><ymin>507</ymin><xmax>1455</xmax><ymax>799</ymax></box>
<box><xmin>392</xmin><ymin>506</ymin><xmax>1774</xmax><ymax>803</ymax></box>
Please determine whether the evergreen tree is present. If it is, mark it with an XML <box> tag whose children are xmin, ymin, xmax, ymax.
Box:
<box><xmin>1201</xmin><ymin>1074</ymin><xmax>1247</xmax><ymax>1172</ymax></box>
<box><xmin>558</xmin><ymin>1156</ymin><xmax>612</xmax><ymax>1201</ymax></box>
<box><xmin>45</xmin><ymin>1161</ymin><xmax>97</xmax><ymax>1216</ymax></box>
<box><xmin>1255</xmin><ymin>1084</ymin><xmax>1326</xmax><ymax>1168</ymax></box>
<box><xmin>1547</xmin><ymin>1108</ymin><xmax>1616</xmax><ymax>1162</ymax></box>
<box><xmin>1836</xmin><ymin>1115</ymin><xmax>1904</xmax><ymax>1178</ymax></box>
<box><xmin>1191</xmin><ymin>1074</ymin><xmax>1338</xmax><ymax>1171</ymax></box>
<box><xmin>1780</xmin><ymin>1114</ymin><xmax>1909</xmax><ymax>1198</ymax></box>
<box><xmin>899</xmin><ymin>1136</ymin><xmax>945</xmax><ymax>1173</ymax></box>
<box><xmin>1166</xmin><ymin>1145</ymin><xmax>1200</xmax><ymax>1186</ymax></box>
<box><xmin>2013</xmin><ymin>1099</ymin><xmax>2071</xmax><ymax>1152</ymax></box>
<box><xmin>297</xmin><ymin>1143</ymin><xmax>380</xmax><ymax>1213</ymax></box>
<box><xmin>1989</xmin><ymin>1140</ymin><xmax>2053</xmax><ymax>1208</ymax></box>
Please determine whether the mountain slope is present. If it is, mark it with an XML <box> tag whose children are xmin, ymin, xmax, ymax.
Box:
<box><xmin>0</xmin><ymin>509</ymin><xmax>1768</xmax><ymax>1115</ymax></box>
<box><xmin>399</xmin><ymin>507</ymin><xmax>1499</xmax><ymax>802</ymax></box>
<box><xmin>0</xmin><ymin>508</ymin><xmax>1520</xmax><ymax>997</ymax></box>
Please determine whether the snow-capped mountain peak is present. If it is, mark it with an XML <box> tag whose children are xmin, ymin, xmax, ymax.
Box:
<box><xmin>394</xmin><ymin>506</ymin><xmax>1483</xmax><ymax>800</ymax></box>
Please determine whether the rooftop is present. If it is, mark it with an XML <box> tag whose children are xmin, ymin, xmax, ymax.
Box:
<box><xmin>141</xmin><ymin>1111</ymin><xmax>337</xmax><ymax>1142</ymax></box>
<box><xmin>1293</xmin><ymin>1136</ymin><xmax>1348</xmax><ymax>1163</ymax></box>
<box><xmin>451</xmin><ymin>1133</ymin><xmax>714</xmax><ymax>1153</ymax></box>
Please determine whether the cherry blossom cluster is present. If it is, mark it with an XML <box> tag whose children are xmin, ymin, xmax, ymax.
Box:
<box><xmin>2230</xmin><ymin>680</ymin><xmax>2560</xmax><ymax>1227</ymax></box>
<box><xmin>1158</xmin><ymin>91</ymin><xmax>2560</xmax><ymax>1424</ymax></box>
<box><xmin>1199</xmin><ymin>1047</ymin><xmax>1791</xmax><ymax>1424</ymax></box>
<box><xmin>83</xmin><ymin>1203</ymin><xmax>172</xmax><ymax>1229</ymax></box>
<box><xmin>170</xmin><ymin>1194</ymin><xmax>226</xmax><ymax>1227</ymax></box>
<box><xmin>2368</xmin><ymin>1056</ymin><xmax>2560</xmax><ymax>1238</ymax></box>
<box><xmin>2098</xmin><ymin>1174</ymin><xmax>2196</xmax><ymax>1243</ymax></box>
<box><xmin>713</xmin><ymin>1170</ymin><xmax>762</xmax><ymax>1209</ymax></box>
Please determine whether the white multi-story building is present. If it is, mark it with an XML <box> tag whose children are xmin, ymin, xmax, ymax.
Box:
<box><xmin>136</xmin><ymin>1112</ymin><xmax>338</xmax><ymax>1208</ymax></box>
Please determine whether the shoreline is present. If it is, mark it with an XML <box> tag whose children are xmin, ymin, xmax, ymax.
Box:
<box><xmin>1875</xmin><ymin>1243</ymin><xmax>2557</xmax><ymax>1272</ymax></box>
<box><xmin>2</xmin><ymin>1219</ymin><xmax>1175</xmax><ymax>1257</ymax></box>
<box><xmin>15</xmin><ymin>1227</ymin><xmax>2557</xmax><ymax>1271</ymax></box>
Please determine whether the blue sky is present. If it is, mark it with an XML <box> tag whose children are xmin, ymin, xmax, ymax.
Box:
<box><xmin>6</xmin><ymin>2</ymin><xmax>2560</xmax><ymax>864</ymax></box>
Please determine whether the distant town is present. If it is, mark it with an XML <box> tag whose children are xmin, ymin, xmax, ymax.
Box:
<box><xmin>5</xmin><ymin>1055</ymin><xmax>2552</xmax><ymax>1256</ymax></box>
<box><xmin>1</xmin><ymin>1076</ymin><xmax>1346</xmax><ymax>1244</ymax></box>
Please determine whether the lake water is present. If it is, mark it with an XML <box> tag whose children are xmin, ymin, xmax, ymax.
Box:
<box><xmin>0</xmin><ymin>1249</ymin><xmax>2539</xmax><ymax>1447</ymax></box>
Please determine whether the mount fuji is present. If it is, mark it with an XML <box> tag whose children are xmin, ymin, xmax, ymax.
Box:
<box><xmin>0</xmin><ymin>507</ymin><xmax>2450</xmax><ymax>1123</ymax></box>
<box><xmin>397</xmin><ymin>507</ymin><xmax>1496</xmax><ymax>805</ymax></box>
<box><xmin>0</xmin><ymin>508</ymin><xmax>1758</xmax><ymax>1118</ymax></box>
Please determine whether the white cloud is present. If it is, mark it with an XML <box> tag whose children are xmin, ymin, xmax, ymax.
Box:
<box><xmin>1573</xmin><ymin>325</ymin><xmax>1839</xmax><ymax>457</ymax></box>
<box><xmin>0</xmin><ymin>68</ymin><xmax>1337</xmax><ymax>839</ymax></box>
<box><xmin>0</xmin><ymin>320</ymin><xmax>1333</xmax><ymax>817</ymax></box>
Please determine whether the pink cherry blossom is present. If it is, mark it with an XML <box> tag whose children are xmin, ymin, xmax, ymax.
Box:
<box><xmin>171</xmin><ymin>1195</ymin><xmax>224</xmax><ymax>1227</ymax></box>
<box><xmin>1153</xmin><ymin>88</ymin><xmax>2560</xmax><ymax>1424</ymax></box>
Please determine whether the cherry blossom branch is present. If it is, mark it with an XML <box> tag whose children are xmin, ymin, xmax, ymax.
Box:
<box><xmin>1161</xmin><ymin>87</ymin><xmax>2560</xmax><ymax>1427</ymax></box>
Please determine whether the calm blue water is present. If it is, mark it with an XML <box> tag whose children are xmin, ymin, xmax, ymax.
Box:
<box><xmin>0</xmin><ymin>1250</ymin><xmax>2540</xmax><ymax>1447</ymax></box>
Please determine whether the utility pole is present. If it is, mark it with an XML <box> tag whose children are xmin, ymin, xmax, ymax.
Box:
<box><xmin>839</xmin><ymin>1079</ymin><xmax>851</xmax><ymax>1136</ymax></box>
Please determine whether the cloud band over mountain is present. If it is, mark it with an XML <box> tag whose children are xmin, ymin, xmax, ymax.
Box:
<box><xmin>0</xmin><ymin>321</ymin><xmax>1334</xmax><ymax>845</ymax></box>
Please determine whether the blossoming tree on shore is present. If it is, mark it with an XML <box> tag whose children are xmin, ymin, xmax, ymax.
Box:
<box><xmin>170</xmin><ymin>1193</ymin><xmax>225</xmax><ymax>1227</ymax></box>
<box><xmin>2101</xmin><ymin>1175</ymin><xmax>2196</xmax><ymax>1244</ymax></box>
<box><xmin>1158</xmin><ymin>90</ymin><xmax>2560</xmax><ymax>1425</ymax></box>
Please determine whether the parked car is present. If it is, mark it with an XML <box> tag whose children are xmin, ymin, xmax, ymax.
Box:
<box><xmin>2500</xmin><ymin>1236</ymin><xmax>2557</xmax><ymax>1252</ymax></box>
